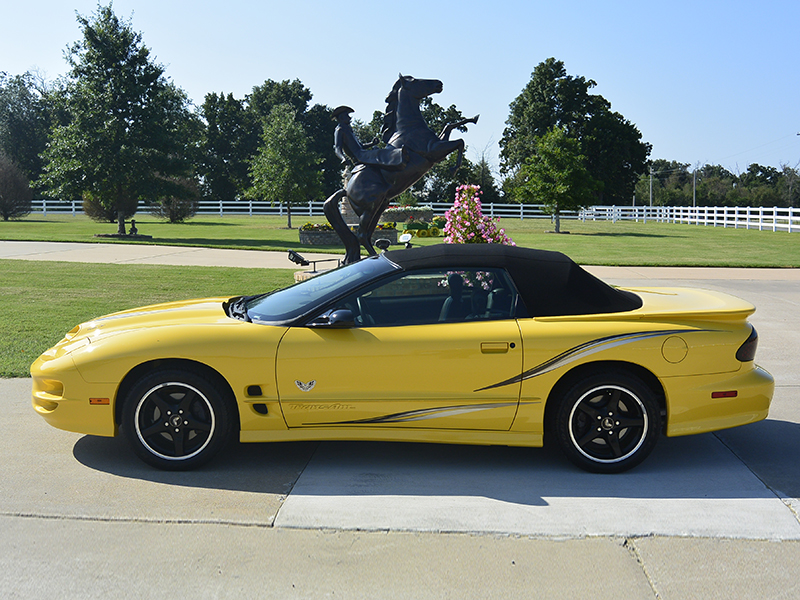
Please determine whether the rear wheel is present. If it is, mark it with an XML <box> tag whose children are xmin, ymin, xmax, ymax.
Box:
<box><xmin>552</xmin><ymin>370</ymin><xmax>661</xmax><ymax>473</ymax></box>
<box><xmin>122</xmin><ymin>369</ymin><xmax>233</xmax><ymax>470</ymax></box>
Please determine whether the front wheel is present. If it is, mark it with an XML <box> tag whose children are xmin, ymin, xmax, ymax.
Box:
<box><xmin>551</xmin><ymin>370</ymin><xmax>661</xmax><ymax>473</ymax></box>
<box><xmin>122</xmin><ymin>369</ymin><xmax>233</xmax><ymax>470</ymax></box>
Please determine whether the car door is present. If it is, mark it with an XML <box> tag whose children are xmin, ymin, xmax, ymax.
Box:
<box><xmin>275</xmin><ymin>268</ymin><xmax>523</xmax><ymax>430</ymax></box>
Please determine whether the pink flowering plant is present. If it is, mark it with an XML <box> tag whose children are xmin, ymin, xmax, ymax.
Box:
<box><xmin>443</xmin><ymin>185</ymin><xmax>515</xmax><ymax>245</ymax></box>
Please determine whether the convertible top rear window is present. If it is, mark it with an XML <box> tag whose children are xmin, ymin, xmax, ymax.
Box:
<box><xmin>246</xmin><ymin>254</ymin><xmax>398</xmax><ymax>323</ymax></box>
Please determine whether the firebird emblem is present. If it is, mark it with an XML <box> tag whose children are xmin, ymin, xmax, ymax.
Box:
<box><xmin>295</xmin><ymin>380</ymin><xmax>316</xmax><ymax>392</ymax></box>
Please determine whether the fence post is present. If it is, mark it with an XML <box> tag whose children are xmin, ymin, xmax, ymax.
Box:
<box><xmin>249</xmin><ymin>199</ymin><xmax>252</xmax><ymax>217</ymax></box>
<box><xmin>219</xmin><ymin>199</ymin><xmax>223</xmax><ymax>217</ymax></box>
<box><xmin>773</xmin><ymin>207</ymin><xmax>778</xmax><ymax>232</ymax></box>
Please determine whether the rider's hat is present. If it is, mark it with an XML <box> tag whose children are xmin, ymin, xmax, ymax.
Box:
<box><xmin>332</xmin><ymin>105</ymin><xmax>354</xmax><ymax>119</ymax></box>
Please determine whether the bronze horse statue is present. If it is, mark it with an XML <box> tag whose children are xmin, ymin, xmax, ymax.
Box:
<box><xmin>324</xmin><ymin>75</ymin><xmax>478</xmax><ymax>264</ymax></box>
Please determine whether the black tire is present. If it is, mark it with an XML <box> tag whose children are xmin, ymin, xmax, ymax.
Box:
<box><xmin>121</xmin><ymin>368</ymin><xmax>233</xmax><ymax>470</ymax></box>
<box><xmin>551</xmin><ymin>369</ymin><xmax>661</xmax><ymax>473</ymax></box>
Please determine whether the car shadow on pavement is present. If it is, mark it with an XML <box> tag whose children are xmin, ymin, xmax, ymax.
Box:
<box><xmin>72</xmin><ymin>434</ymin><xmax>320</xmax><ymax>495</ymax></box>
<box><xmin>71</xmin><ymin>419</ymin><xmax>800</xmax><ymax>504</ymax></box>
<box><xmin>715</xmin><ymin>418</ymin><xmax>800</xmax><ymax>498</ymax></box>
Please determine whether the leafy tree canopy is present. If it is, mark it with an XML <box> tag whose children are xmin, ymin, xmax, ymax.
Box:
<box><xmin>247</xmin><ymin>104</ymin><xmax>322</xmax><ymax>228</ymax></box>
<box><xmin>515</xmin><ymin>126</ymin><xmax>600</xmax><ymax>232</ymax></box>
<box><xmin>0</xmin><ymin>72</ymin><xmax>50</xmax><ymax>181</ymax></box>
<box><xmin>38</xmin><ymin>4</ymin><xmax>197</xmax><ymax>233</ymax></box>
<box><xmin>501</xmin><ymin>58</ymin><xmax>650</xmax><ymax>204</ymax></box>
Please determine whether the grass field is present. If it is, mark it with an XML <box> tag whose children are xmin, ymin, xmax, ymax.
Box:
<box><xmin>2</xmin><ymin>213</ymin><xmax>799</xmax><ymax>267</ymax></box>
<box><xmin>0</xmin><ymin>260</ymin><xmax>295</xmax><ymax>378</ymax></box>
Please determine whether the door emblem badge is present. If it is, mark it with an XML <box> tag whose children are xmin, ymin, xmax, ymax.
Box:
<box><xmin>295</xmin><ymin>380</ymin><xmax>316</xmax><ymax>392</ymax></box>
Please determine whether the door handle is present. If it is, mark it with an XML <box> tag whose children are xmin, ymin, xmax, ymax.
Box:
<box><xmin>481</xmin><ymin>342</ymin><xmax>509</xmax><ymax>353</ymax></box>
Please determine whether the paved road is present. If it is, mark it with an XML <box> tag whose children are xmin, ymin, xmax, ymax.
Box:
<box><xmin>2</xmin><ymin>241</ymin><xmax>799</xmax><ymax>598</ymax></box>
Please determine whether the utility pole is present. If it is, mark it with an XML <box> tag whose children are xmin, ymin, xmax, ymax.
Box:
<box><xmin>649</xmin><ymin>167</ymin><xmax>654</xmax><ymax>207</ymax></box>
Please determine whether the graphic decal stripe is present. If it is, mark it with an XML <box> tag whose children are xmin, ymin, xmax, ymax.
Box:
<box><xmin>475</xmin><ymin>329</ymin><xmax>706</xmax><ymax>392</ymax></box>
<box><xmin>309</xmin><ymin>401</ymin><xmax>537</xmax><ymax>426</ymax></box>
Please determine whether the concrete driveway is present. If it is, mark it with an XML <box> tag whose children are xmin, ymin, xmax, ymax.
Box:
<box><xmin>2</xmin><ymin>241</ymin><xmax>799</xmax><ymax>598</ymax></box>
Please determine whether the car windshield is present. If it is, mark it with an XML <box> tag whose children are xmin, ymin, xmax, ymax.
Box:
<box><xmin>246</xmin><ymin>254</ymin><xmax>399</xmax><ymax>323</ymax></box>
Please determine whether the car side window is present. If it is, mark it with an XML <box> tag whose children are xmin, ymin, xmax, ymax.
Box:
<box><xmin>334</xmin><ymin>268</ymin><xmax>518</xmax><ymax>327</ymax></box>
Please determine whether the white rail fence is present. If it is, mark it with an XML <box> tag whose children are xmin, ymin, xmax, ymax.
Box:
<box><xmin>32</xmin><ymin>199</ymin><xmax>799</xmax><ymax>233</ymax></box>
<box><xmin>582</xmin><ymin>205</ymin><xmax>800</xmax><ymax>233</ymax></box>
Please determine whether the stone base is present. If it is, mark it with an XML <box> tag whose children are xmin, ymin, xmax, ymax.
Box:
<box><xmin>339</xmin><ymin>198</ymin><xmax>359</xmax><ymax>225</ymax></box>
<box><xmin>300</xmin><ymin>229</ymin><xmax>397</xmax><ymax>246</ymax></box>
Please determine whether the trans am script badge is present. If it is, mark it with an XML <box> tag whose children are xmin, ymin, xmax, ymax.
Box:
<box><xmin>295</xmin><ymin>380</ymin><xmax>316</xmax><ymax>392</ymax></box>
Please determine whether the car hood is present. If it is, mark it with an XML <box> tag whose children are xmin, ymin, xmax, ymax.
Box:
<box><xmin>64</xmin><ymin>298</ymin><xmax>232</xmax><ymax>343</ymax></box>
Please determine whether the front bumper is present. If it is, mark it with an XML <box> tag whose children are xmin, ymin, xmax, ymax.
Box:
<box><xmin>31</xmin><ymin>354</ymin><xmax>117</xmax><ymax>437</ymax></box>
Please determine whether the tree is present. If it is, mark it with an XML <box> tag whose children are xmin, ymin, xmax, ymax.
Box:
<box><xmin>38</xmin><ymin>4</ymin><xmax>196</xmax><ymax>234</ymax></box>
<box><xmin>150</xmin><ymin>176</ymin><xmax>200</xmax><ymax>223</ymax></box>
<box><xmin>247</xmin><ymin>80</ymin><xmax>340</xmax><ymax>195</ymax></box>
<box><xmin>501</xmin><ymin>58</ymin><xmax>650</xmax><ymax>204</ymax></box>
<box><xmin>198</xmin><ymin>92</ymin><xmax>260</xmax><ymax>200</ymax></box>
<box><xmin>467</xmin><ymin>145</ymin><xmax>502</xmax><ymax>204</ymax></box>
<box><xmin>515</xmin><ymin>126</ymin><xmax>599</xmax><ymax>233</ymax></box>
<box><xmin>0</xmin><ymin>72</ymin><xmax>51</xmax><ymax>182</ymax></box>
<box><xmin>247</xmin><ymin>104</ymin><xmax>322</xmax><ymax>228</ymax></box>
<box><xmin>0</xmin><ymin>152</ymin><xmax>32</xmax><ymax>220</ymax></box>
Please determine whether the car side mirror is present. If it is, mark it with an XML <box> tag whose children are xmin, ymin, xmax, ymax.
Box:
<box><xmin>308</xmin><ymin>309</ymin><xmax>355</xmax><ymax>329</ymax></box>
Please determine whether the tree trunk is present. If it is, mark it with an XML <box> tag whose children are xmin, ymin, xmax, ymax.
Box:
<box><xmin>554</xmin><ymin>209</ymin><xmax>561</xmax><ymax>233</ymax></box>
<box><xmin>286</xmin><ymin>202</ymin><xmax>293</xmax><ymax>229</ymax></box>
<box><xmin>117</xmin><ymin>210</ymin><xmax>126</xmax><ymax>235</ymax></box>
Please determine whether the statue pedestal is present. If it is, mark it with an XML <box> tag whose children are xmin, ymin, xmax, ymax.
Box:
<box><xmin>340</xmin><ymin>198</ymin><xmax>359</xmax><ymax>225</ymax></box>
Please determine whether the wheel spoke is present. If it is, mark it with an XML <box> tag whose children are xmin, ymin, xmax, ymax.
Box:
<box><xmin>576</xmin><ymin>427</ymin><xmax>602</xmax><ymax>449</ymax></box>
<box><xmin>140</xmin><ymin>420</ymin><xmax>170</xmax><ymax>439</ymax></box>
<box><xmin>187</xmin><ymin>418</ymin><xmax>212</xmax><ymax>433</ymax></box>
<box><xmin>617</xmin><ymin>415</ymin><xmax>645</xmax><ymax>429</ymax></box>
<box><xmin>178</xmin><ymin>389</ymin><xmax>199</xmax><ymax>413</ymax></box>
<box><xmin>607</xmin><ymin>388</ymin><xmax>622</xmax><ymax>413</ymax></box>
<box><xmin>172</xmin><ymin>428</ymin><xmax>186</xmax><ymax>456</ymax></box>
<box><xmin>576</xmin><ymin>402</ymin><xmax>600</xmax><ymax>420</ymax></box>
<box><xmin>607</xmin><ymin>430</ymin><xmax>623</xmax><ymax>457</ymax></box>
<box><xmin>150</xmin><ymin>390</ymin><xmax>174</xmax><ymax>416</ymax></box>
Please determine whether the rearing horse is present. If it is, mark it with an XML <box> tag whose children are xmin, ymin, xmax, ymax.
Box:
<box><xmin>324</xmin><ymin>74</ymin><xmax>478</xmax><ymax>264</ymax></box>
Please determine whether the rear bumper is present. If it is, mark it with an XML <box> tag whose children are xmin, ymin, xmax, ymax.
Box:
<box><xmin>664</xmin><ymin>365</ymin><xmax>774</xmax><ymax>437</ymax></box>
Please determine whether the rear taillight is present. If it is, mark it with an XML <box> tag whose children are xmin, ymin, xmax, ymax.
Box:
<box><xmin>736</xmin><ymin>326</ymin><xmax>758</xmax><ymax>362</ymax></box>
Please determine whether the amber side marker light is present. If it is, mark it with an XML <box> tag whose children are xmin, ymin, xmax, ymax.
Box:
<box><xmin>711</xmin><ymin>391</ymin><xmax>738</xmax><ymax>399</ymax></box>
<box><xmin>89</xmin><ymin>398</ymin><xmax>110</xmax><ymax>405</ymax></box>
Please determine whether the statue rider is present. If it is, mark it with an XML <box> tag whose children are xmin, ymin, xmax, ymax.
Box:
<box><xmin>332</xmin><ymin>106</ymin><xmax>407</xmax><ymax>171</ymax></box>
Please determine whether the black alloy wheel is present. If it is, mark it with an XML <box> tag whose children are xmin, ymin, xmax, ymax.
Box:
<box><xmin>122</xmin><ymin>369</ymin><xmax>233</xmax><ymax>470</ymax></box>
<box><xmin>552</xmin><ymin>370</ymin><xmax>661</xmax><ymax>473</ymax></box>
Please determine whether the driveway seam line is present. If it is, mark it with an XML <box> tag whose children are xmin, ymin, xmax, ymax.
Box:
<box><xmin>623</xmin><ymin>537</ymin><xmax>663</xmax><ymax>599</ymax></box>
<box><xmin>713</xmin><ymin>432</ymin><xmax>800</xmax><ymax>527</ymax></box>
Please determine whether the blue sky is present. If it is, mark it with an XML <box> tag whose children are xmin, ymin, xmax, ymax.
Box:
<box><xmin>3</xmin><ymin>1</ymin><xmax>799</xmax><ymax>176</ymax></box>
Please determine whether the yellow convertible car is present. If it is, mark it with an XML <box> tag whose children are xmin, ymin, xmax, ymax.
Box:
<box><xmin>32</xmin><ymin>245</ymin><xmax>773</xmax><ymax>473</ymax></box>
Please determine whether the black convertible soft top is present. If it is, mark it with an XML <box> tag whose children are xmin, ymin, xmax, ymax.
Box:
<box><xmin>383</xmin><ymin>244</ymin><xmax>642</xmax><ymax>317</ymax></box>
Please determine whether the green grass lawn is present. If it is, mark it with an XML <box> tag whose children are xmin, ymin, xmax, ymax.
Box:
<box><xmin>2</xmin><ymin>213</ymin><xmax>799</xmax><ymax>266</ymax></box>
<box><xmin>0</xmin><ymin>260</ymin><xmax>295</xmax><ymax>378</ymax></box>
